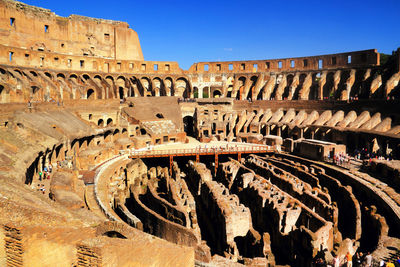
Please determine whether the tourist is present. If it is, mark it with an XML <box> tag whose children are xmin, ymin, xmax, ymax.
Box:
<box><xmin>387</xmin><ymin>261</ymin><xmax>395</xmax><ymax>267</ymax></box>
<box><xmin>314</xmin><ymin>257</ymin><xmax>325</xmax><ymax>267</ymax></box>
<box><xmin>39</xmin><ymin>171</ymin><xmax>42</xmax><ymax>181</ymax></box>
<box><xmin>353</xmin><ymin>252</ymin><xmax>363</xmax><ymax>267</ymax></box>
<box><xmin>332</xmin><ymin>254</ymin><xmax>340</xmax><ymax>267</ymax></box>
<box><xmin>345</xmin><ymin>252</ymin><xmax>353</xmax><ymax>267</ymax></box>
<box><xmin>364</xmin><ymin>252</ymin><xmax>373</xmax><ymax>267</ymax></box>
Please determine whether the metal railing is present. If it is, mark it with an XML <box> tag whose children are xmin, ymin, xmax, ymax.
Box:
<box><xmin>129</xmin><ymin>145</ymin><xmax>273</xmax><ymax>158</ymax></box>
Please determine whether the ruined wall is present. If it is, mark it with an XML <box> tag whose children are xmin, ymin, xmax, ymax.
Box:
<box><xmin>1</xmin><ymin>45</ymin><xmax>178</xmax><ymax>73</ymax></box>
<box><xmin>0</xmin><ymin>0</ymin><xmax>143</xmax><ymax>61</ymax></box>
<box><xmin>189</xmin><ymin>50</ymin><xmax>379</xmax><ymax>74</ymax></box>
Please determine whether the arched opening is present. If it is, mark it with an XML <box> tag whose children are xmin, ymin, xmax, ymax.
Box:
<box><xmin>140</xmin><ymin>78</ymin><xmax>152</xmax><ymax>96</ymax></box>
<box><xmin>183</xmin><ymin>116</ymin><xmax>195</xmax><ymax>137</ymax></box>
<box><xmin>30</xmin><ymin>71</ymin><xmax>38</xmax><ymax>77</ymax></box>
<box><xmin>202</xmin><ymin>87</ymin><xmax>210</xmax><ymax>98</ymax></box>
<box><xmin>156</xmin><ymin>113</ymin><xmax>164</xmax><ymax>119</ymax></box>
<box><xmin>213</xmin><ymin>90</ymin><xmax>222</xmax><ymax>98</ymax></box>
<box><xmin>176</xmin><ymin>77</ymin><xmax>189</xmax><ymax>98</ymax></box>
<box><xmin>140</xmin><ymin>129</ymin><xmax>147</xmax><ymax>135</ymax></box>
<box><xmin>152</xmin><ymin>78</ymin><xmax>163</xmax><ymax>96</ymax></box>
<box><xmin>323</xmin><ymin>72</ymin><xmax>334</xmax><ymax>99</ymax></box>
<box><xmin>119</xmin><ymin>87</ymin><xmax>124</xmax><ymax>99</ymax></box>
<box><xmin>283</xmin><ymin>74</ymin><xmax>294</xmax><ymax>99</ymax></box>
<box><xmin>87</xmin><ymin>89</ymin><xmax>95</xmax><ymax>100</ymax></box>
<box><xmin>237</xmin><ymin>77</ymin><xmax>246</xmax><ymax>100</ymax></box>
<box><xmin>57</xmin><ymin>73</ymin><xmax>65</xmax><ymax>79</ymax></box>
<box><xmin>164</xmin><ymin>77</ymin><xmax>173</xmax><ymax>96</ymax></box>
<box><xmin>246</xmin><ymin>76</ymin><xmax>258</xmax><ymax>100</ymax></box>
<box><xmin>98</xmin><ymin>119</ymin><xmax>104</xmax><ymax>126</ymax></box>
<box><xmin>31</xmin><ymin>86</ymin><xmax>40</xmax><ymax>95</ymax></box>
<box><xmin>102</xmin><ymin>231</ymin><xmax>127</xmax><ymax>239</ymax></box>
<box><xmin>106</xmin><ymin>118</ymin><xmax>113</xmax><ymax>126</ymax></box>
<box><xmin>193</xmin><ymin>87</ymin><xmax>199</xmax><ymax>98</ymax></box>
<box><xmin>45</xmin><ymin>72</ymin><xmax>52</xmax><ymax>79</ymax></box>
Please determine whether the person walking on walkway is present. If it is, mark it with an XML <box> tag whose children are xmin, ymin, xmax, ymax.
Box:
<box><xmin>345</xmin><ymin>252</ymin><xmax>353</xmax><ymax>267</ymax></box>
<box><xmin>364</xmin><ymin>252</ymin><xmax>373</xmax><ymax>267</ymax></box>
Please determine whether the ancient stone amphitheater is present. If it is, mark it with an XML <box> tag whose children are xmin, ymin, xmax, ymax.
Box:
<box><xmin>1</xmin><ymin>0</ymin><xmax>400</xmax><ymax>266</ymax></box>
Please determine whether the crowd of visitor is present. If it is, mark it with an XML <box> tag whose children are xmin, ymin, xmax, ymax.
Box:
<box><xmin>313</xmin><ymin>252</ymin><xmax>400</xmax><ymax>267</ymax></box>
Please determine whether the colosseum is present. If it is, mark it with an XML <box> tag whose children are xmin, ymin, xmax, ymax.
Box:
<box><xmin>0</xmin><ymin>0</ymin><xmax>400</xmax><ymax>266</ymax></box>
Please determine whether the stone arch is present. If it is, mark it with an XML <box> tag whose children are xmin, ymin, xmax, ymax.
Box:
<box><xmin>309</xmin><ymin>72</ymin><xmax>320</xmax><ymax>100</ymax></box>
<box><xmin>183</xmin><ymin>115</ymin><xmax>195</xmax><ymax>137</ymax></box>
<box><xmin>193</xmin><ymin>87</ymin><xmax>199</xmax><ymax>98</ymax></box>
<box><xmin>87</xmin><ymin>88</ymin><xmax>96</xmax><ymax>100</ymax></box>
<box><xmin>14</xmin><ymin>69</ymin><xmax>23</xmax><ymax>76</ymax></box>
<box><xmin>323</xmin><ymin>72</ymin><xmax>335</xmax><ymax>99</ymax></box>
<box><xmin>56</xmin><ymin>73</ymin><xmax>65</xmax><ymax>79</ymax></box>
<box><xmin>129</xmin><ymin>76</ymin><xmax>139</xmax><ymax>97</ymax></box>
<box><xmin>282</xmin><ymin>74</ymin><xmax>294</xmax><ymax>99</ymax></box>
<box><xmin>95</xmin><ymin>222</ymin><xmax>136</xmax><ymax>239</ymax></box>
<box><xmin>226</xmin><ymin>76</ymin><xmax>234</xmax><ymax>98</ymax></box>
<box><xmin>292</xmin><ymin>73</ymin><xmax>307</xmax><ymax>100</ymax></box>
<box><xmin>246</xmin><ymin>75</ymin><xmax>258</xmax><ymax>100</ymax></box>
<box><xmin>202</xmin><ymin>87</ymin><xmax>210</xmax><ymax>98</ymax></box>
<box><xmin>175</xmin><ymin>77</ymin><xmax>191</xmax><ymax>98</ymax></box>
<box><xmin>213</xmin><ymin>89</ymin><xmax>222</xmax><ymax>98</ymax></box>
<box><xmin>140</xmin><ymin>77</ymin><xmax>152</xmax><ymax>96</ymax></box>
<box><xmin>106</xmin><ymin>118</ymin><xmax>113</xmax><ymax>126</ymax></box>
<box><xmin>336</xmin><ymin>70</ymin><xmax>351</xmax><ymax>99</ymax></box>
<box><xmin>104</xmin><ymin>75</ymin><xmax>116</xmax><ymax>98</ymax></box>
<box><xmin>237</xmin><ymin>76</ymin><xmax>246</xmax><ymax>100</ymax></box>
<box><xmin>31</xmin><ymin>86</ymin><xmax>42</xmax><ymax>101</ymax></box>
<box><xmin>164</xmin><ymin>77</ymin><xmax>174</xmax><ymax>96</ymax></box>
<box><xmin>30</xmin><ymin>70</ymin><xmax>38</xmax><ymax>77</ymax></box>
<box><xmin>69</xmin><ymin>73</ymin><xmax>78</xmax><ymax>80</ymax></box>
<box><xmin>118</xmin><ymin>87</ymin><xmax>124</xmax><ymax>99</ymax></box>
<box><xmin>152</xmin><ymin>77</ymin><xmax>164</xmax><ymax>96</ymax></box>
<box><xmin>44</xmin><ymin>72</ymin><xmax>53</xmax><ymax>79</ymax></box>
<box><xmin>97</xmin><ymin>119</ymin><xmax>104</xmax><ymax>127</ymax></box>
<box><xmin>82</xmin><ymin>74</ymin><xmax>91</xmax><ymax>81</ymax></box>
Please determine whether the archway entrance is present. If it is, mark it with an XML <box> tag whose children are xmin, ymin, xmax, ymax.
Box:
<box><xmin>183</xmin><ymin>116</ymin><xmax>195</xmax><ymax>137</ymax></box>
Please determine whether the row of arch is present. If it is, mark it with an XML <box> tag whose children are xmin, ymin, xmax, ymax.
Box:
<box><xmin>1</xmin><ymin>66</ymin><xmax>399</xmax><ymax>103</ymax></box>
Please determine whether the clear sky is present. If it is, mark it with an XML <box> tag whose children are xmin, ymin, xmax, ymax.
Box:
<box><xmin>22</xmin><ymin>0</ymin><xmax>400</xmax><ymax>70</ymax></box>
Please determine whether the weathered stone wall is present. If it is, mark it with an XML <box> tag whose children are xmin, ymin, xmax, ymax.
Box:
<box><xmin>189</xmin><ymin>49</ymin><xmax>379</xmax><ymax>73</ymax></box>
<box><xmin>0</xmin><ymin>0</ymin><xmax>143</xmax><ymax>61</ymax></box>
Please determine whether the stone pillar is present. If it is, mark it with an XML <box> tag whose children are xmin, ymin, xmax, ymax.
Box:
<box><xmin>277</xmin><ymin>127</ymin><xmax>281</xmax><ymax>137</ymax></box>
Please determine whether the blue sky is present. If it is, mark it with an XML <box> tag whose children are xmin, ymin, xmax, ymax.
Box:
<box><xmin>23</xmin><ymin>0</ymin><xmax>400</xmax><ymax>70</ymax></box>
